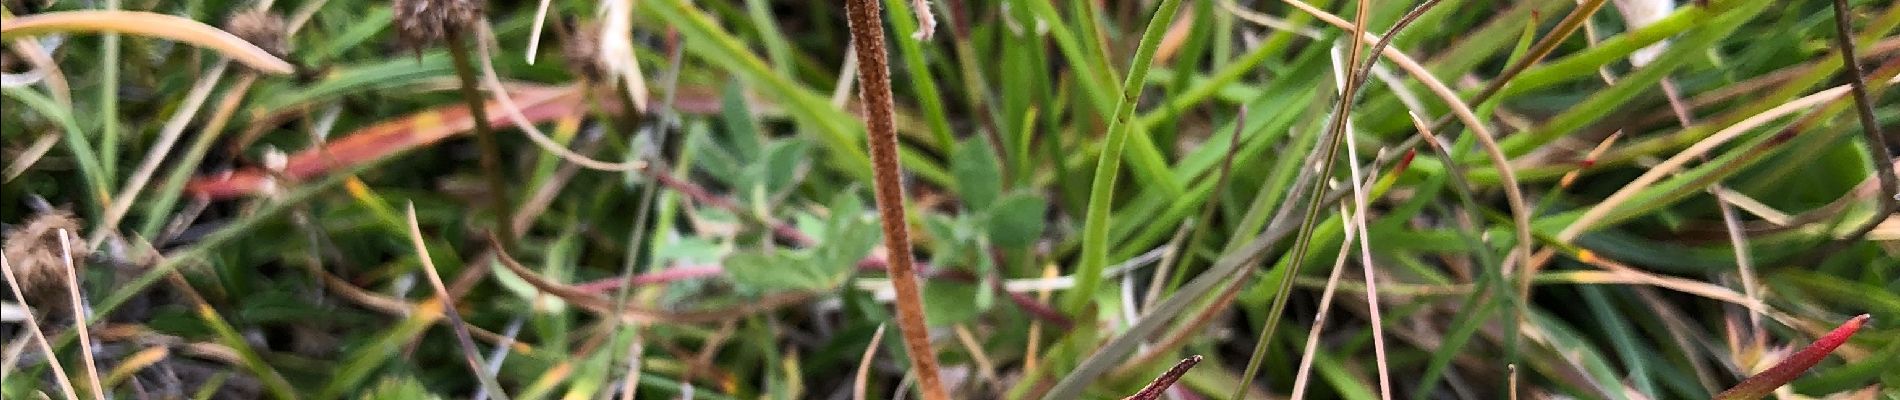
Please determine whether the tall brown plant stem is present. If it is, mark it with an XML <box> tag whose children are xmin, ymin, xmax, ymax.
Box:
<box><xmin>840</xmin><ymin>0</ymin><xmax>949</xmax><ymax>399</ymax></box>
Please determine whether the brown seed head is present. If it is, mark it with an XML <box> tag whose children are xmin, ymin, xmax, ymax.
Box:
<box><xmin>225</xmin><ymin>9</ymin><xmax>289</xmax><ymax>59</ymax></box>
<box><xmin>2</xmin><ymin>208</ymin><xmax>87</xmax><ymax>314</ymax></box>
<box><xmin>394</xmin><ymin>0</ymin><xmax>484</xmax><ymax>49</ymax></box>
<box><xmin>562</xmin><ymin>22</ymin><xmax>606</xmax><ymax>81</ymax></box>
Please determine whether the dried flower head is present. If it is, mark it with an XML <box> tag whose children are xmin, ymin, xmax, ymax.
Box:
<box><xmin>393</xmin><ymin>0</ymin><xmax>484</xmax><ymax>49</ymax></box>
<box><xmin>2</xmin><ymin>207</ymin><xmax>87</xmax><ymax>315</ymax></box>
<box><xmin>561</xmin><ymin>22</ymin><xmax>607</xmax><ymax>81</ymax></box>
<box><xmin>224</xmin><ymin>9</ymin><xmax>289</xmax><ymax>59</ymax></box>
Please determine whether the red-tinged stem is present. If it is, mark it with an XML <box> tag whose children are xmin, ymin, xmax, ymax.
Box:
<box><xmin>1713</xmin><ymin>314</ymin><xmax>1870</xmax><ymax>400</ymax></box>
<box><xmin>1123</xmin><ymin>355</ymin><xmax>1202</xmax><ymax>400</ymax></box>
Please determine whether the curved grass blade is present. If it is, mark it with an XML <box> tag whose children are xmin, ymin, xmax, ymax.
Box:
<box><xmin>1</xmin><ymin>10</ymin><xmax>294</xmax><ymax>74</ymax></box>
<box><xmin>1713</xmin><ymin>314</ymin><xmax>1871</xmax><ymax>400</ymax></box>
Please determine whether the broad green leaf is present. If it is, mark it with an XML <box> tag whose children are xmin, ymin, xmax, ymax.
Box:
<box><xmin>720</xmin><ymin>82</ymin><xmax>764</xmax><ymax>160</ymax></box>
<box><xmin>759</xmin><ymin>138</ymin><xmax>812</xmax><ymax>194</ymax></box>
<box><xmin>925</xmin><ymin>213</ymin><xmax>973</xmax><ymax>263</ymax></box>
<box><xmin>819</xmin><ymin>190</ymin><xmax>880</xmax><ymax>272</ymax></box>
<box><xmin>923</xmin><ymin>281</ymin><xmax>987</xmax><ymax>326</ymax></box>
<box><xmin>953</xmin><ymin>139</ymin><xmax>1004</xmax><ymax>210</ymax></box>
<box><xmin>726</xmin><ymin>250</ymin><xmax>834</xmax><ymax>291</ymax></box>
<box><xmin>986</xmin><ymin>193</ymin><xmax>1047</xmax><ymax>248</ymax></box>
<box><xmin>653</xmin><ymin>235</ymin><xmax>729</xmax><ymax>266</ymax></box>
<box><xmin>362</xmin><ymin>375</ymin><xmax>444</xmax><ymax>400</ymax></box>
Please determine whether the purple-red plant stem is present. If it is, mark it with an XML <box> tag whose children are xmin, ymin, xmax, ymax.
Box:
<box><xmin>1712</xmin><ymin>314</ymin><xmax>1870</xmax><ymax>400</ymax></box>
<box><xmin>1124</xmin><ymin>355</ymin><xmax>1202</xmax><ymax>400</ymax></box>
<box><xmin>841</xmin><ymin>0</ymin><xmax>949</xmax><ymax>397</ymax></box>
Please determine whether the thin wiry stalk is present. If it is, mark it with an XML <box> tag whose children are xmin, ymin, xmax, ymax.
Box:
<box><xmin>1406</xmin><ymin>111</ymin><xmax>1519</xmax><ymax>397</ymax></box>
<box><xmin>1233</xmin><ymin>1</ymin><xmax>1438</xmax><ymax>397</ymax></box>
<box><xmin>952</xmin><ymin>324</ymin><xmax>1002</xmax><ymax>392</ymax></box>
<box><xmin>444</xmin><ymin>27</ymin><xmax>518</xmax><ymax>246</ymax></box>
<box><xmin>839</xmin><ymin>0</ymin><xmax>948</xmax><ymax>397</ymax></box>
<box><xmin>1467</xmin><ymin>0</ymin><xmax>1609</xmax><ymax>110</ymax></box>
<box><xmin>1816</xmin><ymin>0</ymin><xmax>1898</xmax><ymax>256</ymax></box>
<box><xmin>0</xmin><ymin>255</ymin><xmax>81</xmax><ymax>400</ymax></box>
<box><xmin>1334</xmin><ymin>48</ymin><xmax>1392</xmax><ymax>399</ymax></box>
<box><xmin>136</xmin><ymin>72</ymin><xmax>258</xmax><ymax>238</ymax></box>
<box><xmin>1289</xmin><ymin>206</ymin><xmax>1360</xmax><ymax>398</ymax></box>
<box><xmin>473</xmin><ymin>317</ymin><xmax>525</xmax><ymax>400</ymax></box>
<box><xmin>606</xmin><ymin>27</ymin><xmax>684</xmax><ymax>400</ymax></box>
<box><xmin>406</xmin><ymin>203</ymin><xmax>512</xmax><ymax>400</ymax></box>
<box><xmin>525</xmin><ymin>0</ymin><xmax>553</xmax><ymax>62</ymax></box>
<box><xmin>1558</xmin><ymin>85</ymin><xmax>1855</xmax><ymax>240</ymax></box>
<box><xmin>1307</xmin><ymin>2</ymin><xmax>1534</xmax><ymax>359</ymax></box>
<box><xmin>56</xmin><ymin>231</ymin><xmax>103</xmax><ymax>400</ymax></box>
<box><xmin>155</xmin><ymin>261</ymin><xmax>298</xmax><ymax>399</ymax></box>
<box><xmin>2</xmin><ymin>134</ymin><xmax>58</xmax><ymax>182</ymax></box>
<box><xmin>854</xmin><ymin>323</ymin><xmax>889</xmax><ymax>400</ymax></box>
<box><xmin>474</xmin><ymin>21</ymin><xmax>643</xmax><ymax>171</ymax></box>
<box><xmin>1711</xmin><ymin>156</ymin><xmax>1764</xmax><ymax>344</ymax></box>
<box><xmin>90</xmin><ymin>60</ymin><xmax>228</xmax><ymax>246</ymax></box>
<box><xmin>1148</xmin><ymin>106</ymin><xmax>1248</xmax><ymax>310</ymax></box>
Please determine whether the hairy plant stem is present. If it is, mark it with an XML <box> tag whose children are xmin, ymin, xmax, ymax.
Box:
<box><xmin>840</xmin><ymin>0</ymin><xmax>949</xmax><ymax>398</ymax></box>
<box><xmin>446</xmin><ymin>28</ymin><xmax>517</xmax><ymax>247</ymax></box>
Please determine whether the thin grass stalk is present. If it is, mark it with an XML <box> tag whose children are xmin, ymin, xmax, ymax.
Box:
<box><xmin>2</xmin><ymin>87</ymin><xmax>110</xmax><ymax>215</ymax></box>
<box><xmin>474</xmin><ymin>22</ymin><xmax>642</xmax><ymax>172</ymax></box>
<box><xmin>1334</xmin><ymin>48</ymin><xmax>1392</xmax><ymax>399</ymax></box>
<box><xmin>136</xmin><ymin>73</ymin><xmax>257</xmax><ymax>238</ymax></box>
<box><xmin>1232</xmin><ymin>0</ymin><xmax>1431</xmax><ymax>396</ymax></box>
<box><xmin>839</xmin><ymin>0</ymin><xmax>948</xmax><ymax>397</ymax></box>
<box><xmin>98</xmin><ymin>0</ymin><xmax>120</xmax><ymax>183</ymax></box>
<box><xmin>0</xmin><ymin>255</ymin><xmax>81</xmax><ymax>400</ymax></box>
<box><xmin>1289</xmin><ymin>206</ymin><xmax>1360</xmax><ymax>398</ymax></box>
<box><xmin>1815</xmin><ymin>0</ymin><xmax>1898</xmax><ymax>255</ymax></box>
<box><xmin>605</xmin><ymin>29</ymin><xmax>684</xmax><ymax>400</ymax></box>
<box><xmin>1405</xmin><ymin>112</ymin><xmax>1515</xmax><ymax>398</ymax></box>
<box><xmin>444</xmin><ymin>28</ymin><xmax>517</xmax><ymax>246</ymax></box>
<box><xmin>854</xmin><ymin>324</ymin><xmax>890</xmax><ymax>400</ymax></box>
<box><xmin>55</xmin><ymin>231</ymin><xmax>104</xmax><ymax>400</ymax></box>
<box><xmin>1069</xmin><ymin>0</ymin><xmax>1186</xmax><ymax>318</ymax></box>
<box><xmin>155</xmin><ymin>265</ymin><xmax>297</xmax><ymax>399</ymax></box>
<box><xmin>90</xmin><ymin>60</ymin><xmax>229</xmax><ymax>246</ymax></box>
<box><xmin>1154</xmin><ymin>106</ymin><xmax>1248</xmax><ymax>305</ymax></box>
<box><xmin>407</xmin><ymin>204</ymin><xmax>512</xmax><ymax>400</ymax></box>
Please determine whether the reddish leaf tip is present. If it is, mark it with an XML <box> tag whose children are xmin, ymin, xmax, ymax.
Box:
<box><xmin>1713</xmin><ymin>314</ymin><xmax>1872</xmax><ymax>400</ymax></box>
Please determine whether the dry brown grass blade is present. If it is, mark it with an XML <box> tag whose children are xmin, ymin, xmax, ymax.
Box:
<box><xmin>1</xmin><ymin>10</ymin><xmax>293</xmax><ymax>74</ymax></box>
<box><xmin>55</xmin><ymin>231</ymin><xmax>103</xmax><ymax>400</ymax></box>
<box><xmin>854</xmin><ymin>323</ymin><xmax>889</xmax><ymax>400</ymax></box>
<box><xmin>4</xmin><ymin>38</ymin><xmax>71</xmax><ymax>106</ymax></box>
<box><xmin>1558</xmin><ymin>84</ymin><xmax>1856</xmax><ymax>240</ymax></box>
<box><xmin>0</xmin><ymin>255</ymin><xmax>81</xmax><ymax>400</ymax></box>
<box><xmin>405</xmin><ymin>203</ymin><xmax>511</xmax><ymax>400</ymax></box>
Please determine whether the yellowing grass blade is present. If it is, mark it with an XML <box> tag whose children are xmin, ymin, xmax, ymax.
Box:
<box><xmin>1</xmin><ymin>10</ymin><xmax>294</xmax><ymax>74</ymax></box>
